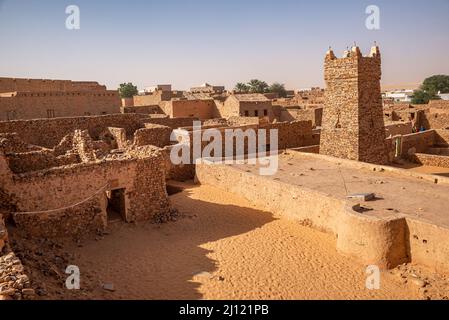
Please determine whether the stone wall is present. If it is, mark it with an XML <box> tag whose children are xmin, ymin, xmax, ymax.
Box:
<box><xmin>279</xmin><ymin>107</ymin><xmax>323</xmax><ymax>127</ymax></box>
<box><xmin>264</xmin><ymin>120</ymin><xmax>317</xmax><ymax>149</ymax></box>
<box><xmin>170</xmin><ymin>99</ymin><xmax>216</xmax><ymax>120</ymax></box>
<box><xmin>2</xmin><ymin>146</ymin><xmax>172</xmax><ymax>237</ymax></box>
<box><xmin>421</xmin><ymin>109</ymin><xmax>449</xmax><ymax>130</ymax></box>
<box><xmin>400</xmin><ymin>130</ymin><xmax>436</xmax><ymax>157</ymax></box>
<box><xmin>121</xmin><ymin>105</ymin><xmax>164</xmax><ymax>115</ymax></box>
<box><xmin>0</xmin><ymin>91</ymin><xmax>121</xmax><ymax>121</ymax></box>
<box><xmin>0</xmin><ymin>133</ymin><xmax>41</xmax><ymax>153</ymax></box>
<box><xmin>0</xmin><ymin>217</ymin><xmax>34</xmax><ymax>300</ymax></box>
<box><xmin>320</xmin><ymin>46</ymin><xmax>388</xmax><ymax>164</ymax></box>
<box><xmin>435</xmin><ymin>129</ymin><xmax>449</xmax><ymax>146</ymax></box>
<box><xmin>385</xmin><ymin>122</ymin><xmax>413</xmax><ymax>137</ymax></box>
<box><xmin>195</xmin><ymin>160</ymin><xmax>449</xmax><ymax>272</ymax></box>
<box><xmin>0</xmin><ymin>114</ymin><xmax>145</xmax><ymax>148</ymax></box>
<box><xmin>143</xmin><ymin>117</ymin><xmax>198</xmax><ymax>129</ymax></box>
<box><xmin>410</xmin><ymin>153</ymin><xmax>449</xmax><ymax>168</ymax></box>
<box><xmin>0</xmin><ymin>77</ymin><xmax>106</xmax><ymax>93</ymax></box>
<box><xmin>13</xmin><ymin>194</ymin><xmax>107</xmax><ymax>239</ymax></box>
<box><xmin>6</xmin><ymin>150</ymin><xmax>79</xmax><ymax>174</ymax></box>
<box><xmin>133</xmin><ymin>91</ymin><xmax>183</xmax><ymax>107</ymax></box>
<box><xmin>133</xmin><ymin>124</ymin><xmax>172</xmax><ymax>148</ymax></box>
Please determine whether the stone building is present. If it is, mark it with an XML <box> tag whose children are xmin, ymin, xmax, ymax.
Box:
<box><xmin>220</xmin><ymin>94</ymin><xmax>273</xmax><ymax>121</ymax></box>
<box><xmin>319</xmin><ymin>45</ymin><xmax>389</xmax><ymax>164</ymax></box>
<box><xmin>160</xmin><ymin>98</ymin><xmax>217</xmax><ymax>120</ymax></box>
<box><xmin>0</xmin><ymin>77</ymin><xmax>121</xmax><ymax>121</ymax></box>
<box><xmin>0</xmin><ymin>114</ymin><xmax>185</xmax><ymax>238</ymax></box>
<box><xmin>190</xmin><ymin>83</ymin><xmax>225</xmax><ymax>94</ymax></box>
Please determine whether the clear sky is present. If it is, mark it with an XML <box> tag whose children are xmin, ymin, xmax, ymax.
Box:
<box><xmin>0</xmin><ymin>0</ymin><xmax>448</xmax><ymax>91</ymax></box>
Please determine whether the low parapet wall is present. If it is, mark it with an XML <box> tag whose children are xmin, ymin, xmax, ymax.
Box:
<box><xmin>195</xmin><ymin>159</ymin><xmax>449</xmax><ymax>273</ymax></box>
<box><xmin>411</xmin><ymin>153</ymin><xmax>449</xmax><ymax>168</ymax></box>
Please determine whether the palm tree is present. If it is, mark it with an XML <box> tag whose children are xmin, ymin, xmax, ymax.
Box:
<box><xmin>234</xmin><ymin>82</ymin><xmax>249</xmax><ymax>93</ymax></box>
<box><xmin>247</xmin><ymin>79</ymin><xmax>269</xmax><ymax>93</ymax></box>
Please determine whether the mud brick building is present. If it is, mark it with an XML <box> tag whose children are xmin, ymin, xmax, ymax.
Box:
<box><xmin>220</xmin><ymin>94</ymin><xmax>274</xmax><ymax>121</ymax></box>
<box><xmin>0</xmin><ymin>77</ymin><xmax>121</xmax><ymax>121</ymax></box>
<box><xmin>320</xmin><ymin>46</ymin><xmax>389</xmax><ymax>164</ymax></box>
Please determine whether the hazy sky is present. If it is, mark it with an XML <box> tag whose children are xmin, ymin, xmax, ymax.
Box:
<box><xmin>0</xmin><ymin>0</ymin><xmax>448</xmax><ymax>90</ymax></box>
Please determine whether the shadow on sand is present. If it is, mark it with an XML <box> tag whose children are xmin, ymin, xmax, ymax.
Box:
<box><xmin>68</xmin><ymin>184</ymin><xmax>276</xmax><ymax>299</ymax></box>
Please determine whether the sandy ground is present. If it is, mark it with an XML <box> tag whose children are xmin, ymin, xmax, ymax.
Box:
<box><xmin>39</xmin><ymin>182</ymin><xmax>446</xmax><ymax>300</ymax></box>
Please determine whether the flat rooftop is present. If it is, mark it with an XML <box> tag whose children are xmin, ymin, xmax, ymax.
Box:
<box><xmin>229</xmin><ymin>152</ymin><xmax>449</xmax><ymax>228</ymax></box>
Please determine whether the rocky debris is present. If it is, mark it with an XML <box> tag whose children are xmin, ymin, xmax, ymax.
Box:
<box><xmin>153</xmin><ymin>207</ymin><xmax>179</xmax><ymax>224</ymax></box>
<box><xmin>8</xmin><ymin>232</ymin><xmax>95</xmax><ymax>300</ymax></box>
<box><xmin>0</xmin><ymin>252</ymin><xmax>34</xmax><ymax>300</ymax></box>
<box><xmin>390</xmin><ymin>263</ymin><xmax>449</xmax><ymax>300</ymax></box>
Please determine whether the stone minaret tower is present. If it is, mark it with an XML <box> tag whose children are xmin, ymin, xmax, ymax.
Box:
<box><xmin>319</xmin><ymin>45</ymin><xmax>389</xmax><ymax>164</ymax></box>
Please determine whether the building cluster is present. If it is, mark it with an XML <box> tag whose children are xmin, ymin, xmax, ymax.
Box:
<box><xmin>1</xmin><ymin>45</ymin><xmax>449</xmax><ymax>299</ymax></box>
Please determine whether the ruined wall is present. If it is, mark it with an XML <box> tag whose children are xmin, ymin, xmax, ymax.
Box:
<box><xmin>6</xmin><ymin>150</ymin><xmax>79</xmax><ymax>174</ymax></box>
<box><xmin>3</xmin><ymin>147</ymin><xmax>171</xmax><ymax>237</ymax></box>
<box><xmin>13</xmin><ymin>195</ymin><xmax>107</xmax><ymax>239</ymax></box>
<box><xmin>0</xmin><ymin>133</ymin><xmax>41</xmax><ymax>153</ymax></box>
<box><xmin>320</xmin><ymin>46</ymin><xmax>388</xmax><ymax>164</ymax></box>
<box><xmin>133</xmin><ymin>124</ymin><xmax>172</xmax><ymax>148</ymax></box>
<box><xmin>0</xmin><ymin>114</ymin><xmax>144</xmax><ymax>148</ymax></box>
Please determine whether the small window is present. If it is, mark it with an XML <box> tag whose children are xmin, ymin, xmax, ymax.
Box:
<box><xmin>254</xmin><ymin>110</ymin><xmax>258</xmax><ymax>117</ymax></box>
<box><xmin>6</xmin><ymin>110</ymin><xmax>17</xmax><ymax>120</ymax></box>
<box><xmin>244</xmin><ymin>110</ymin><xmax>249</xmax><ymax>117</ymax></box>
<box><xmin>102</xmin><ymin>111</ymin><xmax>107</xmax><ymax>115</ymax></box>
<box><xmin>263</xmin><ymin>109</ymin><xmax>268</xmax><ymax>116</ymax></box>
<box><xmin>47</xmin><ymin>109</ymin><xmax>55</xmax><ymax>118</ymax></box>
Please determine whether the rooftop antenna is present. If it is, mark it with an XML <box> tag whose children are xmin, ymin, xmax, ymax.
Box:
<box><xmin>353</xmin><ymin>41</ymin><xmax>357</xmax><ymax>47</ymax></box>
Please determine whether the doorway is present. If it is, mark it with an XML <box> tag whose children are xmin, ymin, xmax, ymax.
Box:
<box><xmin>106</xmin><ymin>188</ymin><xmax>127</xmax><ymax>222</ymax></box>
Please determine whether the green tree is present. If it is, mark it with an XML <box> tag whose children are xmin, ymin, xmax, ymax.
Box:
<box><xmin>421</xmin><ymin>75</ymin><xmax>449</xmax><ymax>94</ymax></box>
<box><xmin>234</xmin><ymin>82</ymin><xmax>249</xmax><ymax>93</ymax></box>
<box><xmin>268</xmin><ymin>82</ymin><xmax>287</xmax><ymax>98</ymax></box>
<box><xmin>411</xmin><ymin>90</ymin><xmax>440</xmax><ymax>104</ymax></box>
<box><xmin>118</xmin><ymin>82</ymin><xmax>138</xmax><ymax>98</ymax></box>
<box><xmin>247</xmin><ymin>79</ymin><xmax>269</xmax><ymax>93</ymax></box>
